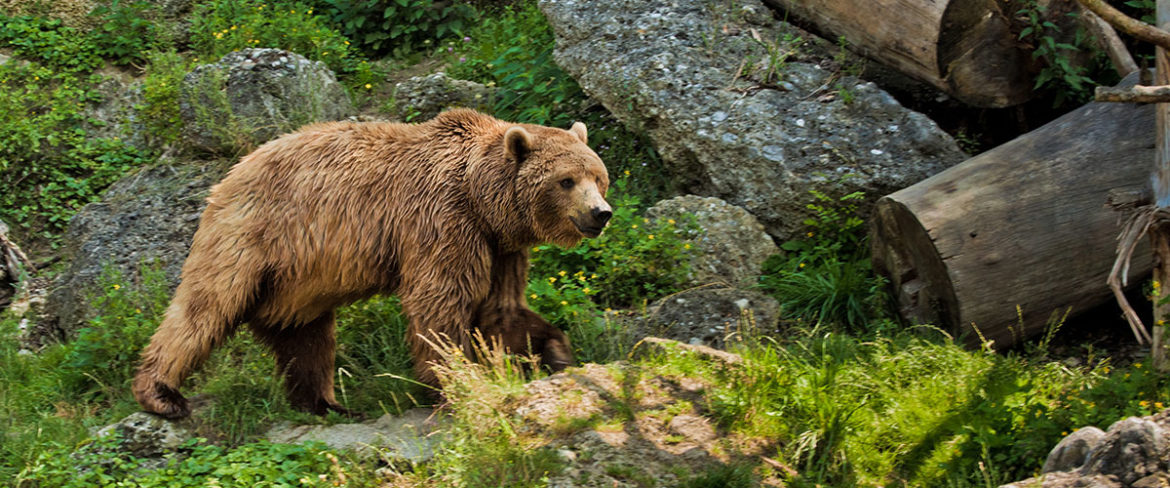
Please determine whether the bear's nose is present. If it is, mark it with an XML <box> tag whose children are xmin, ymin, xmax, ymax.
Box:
<box><xmin>592</xmin><ymin>207</ymin><xmax>613</xmax><ymax>226</ymax></box>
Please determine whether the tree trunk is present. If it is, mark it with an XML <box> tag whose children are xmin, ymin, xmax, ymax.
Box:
<box><xmin>1149</xmin><ymin>0</ymin><xmax>1170</xmax><ymax>370</ymax></box>
<box><xmin>761</xmin><ymin>0</ymin><xmax>1034</xmax><ymax>107</ymax></box>
<box><xmin>871</xmin><ymin>73</ymin><xmax>1155</xmax><ymax>348</ymax></box>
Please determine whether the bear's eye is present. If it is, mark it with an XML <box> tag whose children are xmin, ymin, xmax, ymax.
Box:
<box><xmin>559</xmin><ymin>178</ymin><xmax>575</xmax><ymax>189</ymax></box>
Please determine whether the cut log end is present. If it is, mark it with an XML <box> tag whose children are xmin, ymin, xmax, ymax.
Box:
<box><xmin>871</xmin><ymin>197</ymin><xmax>961</xmax><ymax>334</ymax></box>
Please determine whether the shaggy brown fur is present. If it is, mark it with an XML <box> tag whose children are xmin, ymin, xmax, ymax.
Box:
<box><xmin>132</xmin><ymin>109</ymin><xmax>611</xmax><ymax>419</ymax></box>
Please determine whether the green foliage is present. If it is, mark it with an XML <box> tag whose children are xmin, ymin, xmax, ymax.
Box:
<box><xmin>1015</xmin><ymin>2</ymin><xmax>1100</xmax><ymax>107</ymax></box>
<box><xmin>314</xmin><ymin>0</ymin><xmax>475</xmax><ymax>57</ymax></box>
<box><xmin>0</xmin><ymin>15</ymin><xmax>103</xmax><ymax>73</ymax></box>
<box><xmin>62</xmin><ymin>263</ymin><xmax>172</xmax><ymax>402</ymax></box>
<box><xmin>89</xmin><ymin>0</ymin><xmax>166</xmax><ymax>67</ymax></box>
<box><xmin>758</xmin><ymin>190</ymin><xmax>887</xmax><ymax>331</ymax></box>
<box><xmin>0</xmin><ymin>63</ymin><xmax>152</xmax><ymax>241</ymax></box>
<box><xmin>334</xmin><ymin>296</ymin><xmax>426</xmax><ymax>413</ymax></box>
<box><xmin>188</xmin><ymin>0</ymin><xmax>380</xmax><ymax>91</ymax></box>
<box><xmin>19</xmin><ymin>436</ymin><xmax>358</xmax><ymax>487</ymax></box>
<box><xmin>681</xmin><ymin>464</ymin><xmax>756</xmax><ymax>488</ymax></box>
<box><xmin>1124</xmin><ymin>0</ymin><xmax>1156</xmax><ymax>24</ymax></box>
<box><xmin>138</xmin><ymin>50</ymin><xmax>192</xmax><ymax>147</ymax></box>
<box><xmin>444</xmin><ymin>3</ymin><xmax>585</xmax><ymax>127</ymax></box>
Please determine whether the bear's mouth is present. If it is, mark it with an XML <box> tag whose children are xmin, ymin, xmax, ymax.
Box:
<box><xmin>571</xmin><ymin>218</ymin><xmax>605</xmax><ymax>238</ymax></box>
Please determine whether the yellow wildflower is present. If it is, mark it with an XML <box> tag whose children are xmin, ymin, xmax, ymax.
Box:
<box><xmin>1158</xmin><ymin>402</ymin><xmax>1166</xmax><ymax>409</ymax></box>
<box><xmin>668</xmin><ymin>219</ymin><xmax>676</xmax><ymax>225</ymax></box>
<box><xmin>1141</xmin><ymin>400</ymin><xmax>1150</xmax><ymax>408</ymax></box>
<box><xmin>631</xmin><ymin>224</ymin><xmax>638</xmax><ymax>229</ymax></box>
<box><xmin>559</xmin><ymin>270</ymin><xmax>567</xmax><ymax>277</ymax></box>
<box><xmin>583</xmin><ymin>287</ymin><xmax>591</xmax><ymax>294</ymax></box>
<box><xmin>591</xmin><ymin>274</ymin><xmax>598</xmax><ymax>279</ymax></box>
<box><xmin>624</xmin><ymin>170</ymin><xmax>630</xmax><ymax>176</ymax></box>
<box><xmin>648</xmin><ymin>234</ymin><xmax>655</xmax><ymax>240</ymax></box>
<box><xmin>684</xmin><ymin>243</ymin><xmax>691</xmax><ymax>249</ymax></box>
<box><xmin>112</xmin><ymin>284</ymin><xmax>121</xmax><ymax>290</ymax></box>
<box><xmin>530</xmin><ymin>294</ymin><xmax>538</xmax><ymax>299</ymax></box>
<box><xmin>799</xmin><ymin>263</ymin><xmax>806</xmax><ymax>268</ymax></box>
<box><xmin>560</xmin><ymin>300</ymin><xmax>568</xmax><ymax>306</ymax></box>
<box><xmin>548</xmin><ymin>277</ymin><xmax>556</xmax><ymax>283</ymax></box>
<box><xmin>364</xmin><ymin>83</ymin><xmax>372</xmax><ymax>90</ymax></box>
<box><xmin>807</xmin><ymin>232</ymin><xmax>815</xmax><ymax>237</ymax></box>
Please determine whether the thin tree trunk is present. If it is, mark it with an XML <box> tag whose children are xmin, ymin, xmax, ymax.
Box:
<box><xmin>1151</xmin><ymin>0</ymin><xmax>1170</xmax><ymax>372</ymax></box>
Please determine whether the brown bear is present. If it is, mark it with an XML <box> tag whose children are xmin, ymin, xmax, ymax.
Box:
<box><xmin>131</xmin><ymin>109</ymin><xmax>611</xmax><ymax>419</ymax></box>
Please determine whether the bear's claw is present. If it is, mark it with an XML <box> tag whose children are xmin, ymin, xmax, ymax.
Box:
<box><xmin>146</xmin><ymin>383</ymin><xmax>191</xmax><ymax>419</ymax></box>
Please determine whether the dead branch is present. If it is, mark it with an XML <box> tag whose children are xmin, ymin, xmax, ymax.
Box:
<box><xmin>1078</xmin><ymin>0</ymin><xmax>1170</xmax><ymax>51</ymax></box>
<box><xmin>1097</xmin><ymin>84</ymin><xmax>1170</xmax><ymax>103</ymax></box>
<box><xmin>1080</xmin><ymin>5</ymin><xmax>1141</xmax><ymax>76</ymax></box>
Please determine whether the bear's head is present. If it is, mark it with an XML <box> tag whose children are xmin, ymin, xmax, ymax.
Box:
<box><xmin>507</xmin><ymin>122</ymin><xmax>612</xmax><ymax>248</ymax></box>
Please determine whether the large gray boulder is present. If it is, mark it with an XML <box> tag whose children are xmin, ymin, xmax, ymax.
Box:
<box><xmin>539</xmin><ymin>0</ymin><xmax>966</xmax><ymax>242</ymax></box>
<box><xmin>180</xmin><ymin>49</ymin><xmax>353</xmax><ymax>155</ymax></box>
<box><xmin>645</xmin><ymin>195</ymin><xmax>778</xmax><ymax>288</ymax></box>
<box><xmin>35</xmin><ymin>163</ymin><xmax>225</xmax><ymax>345</ymax></box>
<box><xmin>394</xmin><ymin>72</ymin><xmax>494</xmax><ymax>121</ymax></box>
<box><xmin>1000</xmin><ymin>411</ymin><xmax>1170</xmax><ymax>488</ymax></box>
<box><xmin>637</xmin><ymin>285</ymin><xmax>779</xmax><ymax>349</ymax></box>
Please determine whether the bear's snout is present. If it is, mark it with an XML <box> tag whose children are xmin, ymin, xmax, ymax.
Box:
<box><xmin>592</xmin><ymin>207</ymin><xmax>612</xmax><ymax>226</ymax></box>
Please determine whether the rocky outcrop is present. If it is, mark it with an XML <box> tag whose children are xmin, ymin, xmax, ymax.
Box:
<box><xmin>646</xmin><ymin>195</ymin><xmax>777</xmax><ymax>288</ymax></box>
<box><xmin>36</xmin><ymin>163</ymin><xmax>226</xmax><ymax>345</ymax></box>
<box><xmin>85</xmin><ymin>76</ymin><xmax>148</xmax><ymax>150</ymax></box>
<box><xmin>1000</xmin><ymin>411</ymin><xmax>1170</xmax><ymax>488</ymax></box>
<box><xmin>540</xmin><ymin>0</ymin><xmax>966</xmax><ymax>242</ymax></box>
<box><xmin>266</xmin><ymin>408</ymin><xmax>443</xmax><ymax>465</ymax></box>
<box><xmin>179</xmin><ymin>49</ymin><xmax>353</xmax><ymax>155</ymax></box>
<box><xmin>635</xmin><ymin>285</ymin><xmax>779</xmax><ymax>349</ymax></box>
<box><xmin>394</xmin><ymin>72</ymin><xmax>494</xmax><ymax>121</ymax></box>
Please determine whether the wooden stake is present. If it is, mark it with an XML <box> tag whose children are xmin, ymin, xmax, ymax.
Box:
<box><xmin>1096</xmin><ymin>84</ymin><xmax>1170</xmax><ymax>103</ymax></box>
<box><xmin>1151</xmin><ymin>0</ymin><xmax>1170</xmax><ymax>371</ymax></box>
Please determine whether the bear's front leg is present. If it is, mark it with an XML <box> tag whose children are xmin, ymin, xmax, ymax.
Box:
<box><xmin>475</xmin><ymin>306</ymin><xmax>574</xmax><ymax>372</ymax></box>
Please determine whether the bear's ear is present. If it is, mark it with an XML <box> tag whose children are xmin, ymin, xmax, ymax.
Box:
<box><xmin>504</xmin><ymin>126</ymin><xmax>532</xmax><ymax>163</ymax></box>
<box><xmin>569</xmin><ymin>122</ymin><xmax>587</xmax><ymax>144</ymax></box>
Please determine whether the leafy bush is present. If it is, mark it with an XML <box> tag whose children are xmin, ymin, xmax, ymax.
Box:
<box><xmin>314</xmin><ymin>0</ymin><xmax>475</xmax><ymax>57</ymax></box>
<box><xmin>0</xmin><ymin>62</ymin><xmax>152</xmax><ymax>241</ymax></box>
<box><xmin>445</xmin><ymin>3</ymin><xmax>585</xmax><ymax>127</ymax></box>
<box><xmin>137</xmin><ymin>50</ymin><xmax>192</xmax><ymax>147</ymax></box>
<box><xmin>19</xmin><ymin>436</ymin><xmax>360</xmax><ymax>487</ymax></box>
<box><xmin>89</xmin><ymin>0</ymin><xmax>166</xmax><ymax>67</ymax></box>
<box><xmin>62</xmin><ymin>263</ymin><xmax>172</xmax><ymax>402</ymax></box>
<box><xmin>758</xmin><ymin>190</ymin><xmax>888</xmax><ymax>331</ymax></box>
<box><xmin>188</xmin><ymin>0</ymin><xmax>380</xmax><ymax>90</ymax></box>
<box><xmin>0</xmin><ymin>15</ymin><xmax>103</xmax><ymax>73</ymax></box>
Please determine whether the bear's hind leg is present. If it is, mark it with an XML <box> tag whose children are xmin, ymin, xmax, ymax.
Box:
<box><xmin>250</xmin><ymin>312</ymin><xmax>353</xmax><ymax>416</ymax></box>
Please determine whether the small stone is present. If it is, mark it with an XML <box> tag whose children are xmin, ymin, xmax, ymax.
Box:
<box><xmin>1042</xmin><ymin>426</ymin><xmax>1106</xmax><ymax>473</ymax></box>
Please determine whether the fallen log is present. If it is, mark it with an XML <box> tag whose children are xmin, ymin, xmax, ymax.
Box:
<box><xmin>871</xmin><ymin>74</ymin><xmax>1155</xmax><ymax>348</ymax></box>
<box><xmin>761</xmin><ymin>0</ymin><xmax>1034</xmax><ymax>107</ymax></box>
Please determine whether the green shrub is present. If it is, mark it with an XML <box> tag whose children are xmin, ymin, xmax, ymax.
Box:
<box><xmin>314</xmin><ymin>0</ymin><xmax>475</xmax><ymax>57</ymax></box>
<box><xmin>138</xmin><ymin>50</ymin><xmax>192</xmax><ymax>147</ymax></box>
<box><xmin>0</xmin><ymin>15</ymin><xmax>103</xmax><ymax>73</ymax></box>
<box><xmin>61</xmin><ymin>263</ymin><xmax>172</xmax><ymax>402</ymax></box>
<box><xmin>189</xmin><ymin>0</ymin><xmax>380</xmax><ymax>91</ymax></box>
<box><xmin>89</xmin><ymin>0</ymin><xmax>166</xmax><ymax>67</ymax></box>
<box><xmin>18</xmin><ymin>436</ymin><xmax>361</xmax><ymax>487</ymax></box>
<box><xmin>0</xmin><ymin>61</ymin><xmax>152</xmax><ymax>242</ymax></box>
<box><xmin>445</xmin><ymin>3</ymin><xmax>584</xmax><ymax>127</ymax></box>
<box><xmin>758</xmin><ymin>190</ymin><xmax>888</xmax><ymax>331</ymax></box>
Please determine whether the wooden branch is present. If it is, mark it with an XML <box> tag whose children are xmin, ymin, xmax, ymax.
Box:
<box><xmin>1080</xmin><ymin>5</ymin><xmax>1140</xmax><ymax>76</ymax></box>
<box><xmin>1078</xmin><ymin>0</ymin><xmax>1170</xmax><ymax>51</ymax></box>
<box><xmin>1108</xmin><ymin>186</ymin><xmax>1154</xmax><ymax>209</ymax></box>
<box><xmin>1096</xmin><ymin>84</ymin><xmax>1170</xmax><ymax>103</ymax></box>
